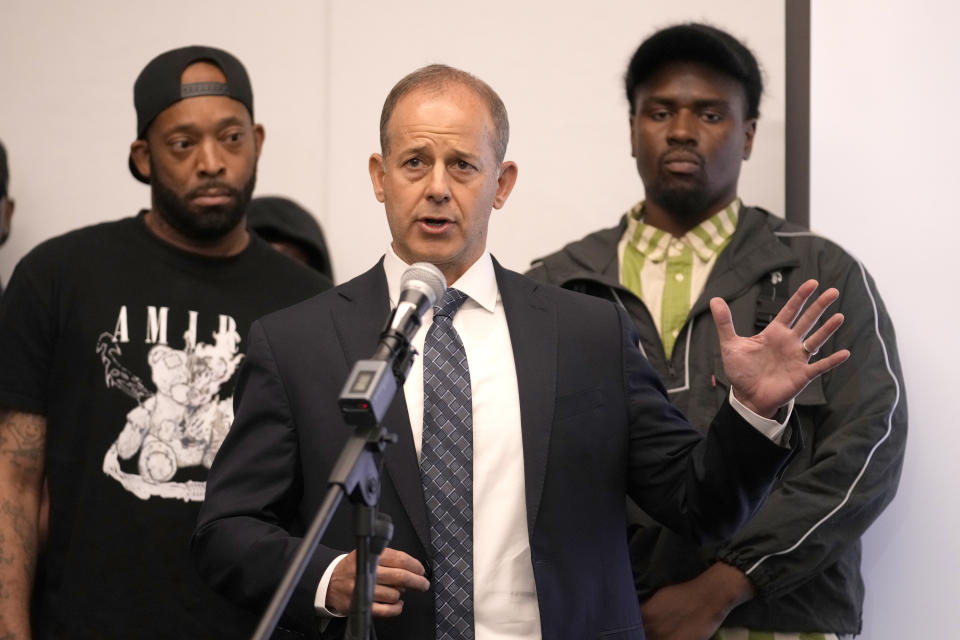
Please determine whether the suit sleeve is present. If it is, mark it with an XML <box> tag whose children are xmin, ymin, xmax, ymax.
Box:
<box><xmin>192</xmin><ymin>320</ymin><xmax>343</xmax><ymax>636</ymax></box>
<box><xmin>619</xmin><ymin>306</ymin><xmax>800</xmax><ymax>546</ymax></box>
<box><xmin>715</xmin><ymin>252</ymin><xmax>907</xmax><ymax>598</ymax></box>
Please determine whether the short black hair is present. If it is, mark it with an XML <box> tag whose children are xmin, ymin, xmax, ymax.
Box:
<box><xmin>0</xmin><ymin>140</ymin><xmax>8</xmax><ymax>199</ymax></box>
<box><xmin>625</xmin><ymin>23</ymin><xmax>763</xmax><ymax>120</ymax></box>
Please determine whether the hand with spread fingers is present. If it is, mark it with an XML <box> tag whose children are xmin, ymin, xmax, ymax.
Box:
<box><xmin>710</xmin><ymin>279</ymin><xmax>851</xmax><ymax>419</ymax></box>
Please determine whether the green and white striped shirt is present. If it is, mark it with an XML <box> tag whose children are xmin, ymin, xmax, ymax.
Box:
<box><xmin>618</xmin><ymin>199</ymin><xmax>739</xmax><ymax>358</ymax></box>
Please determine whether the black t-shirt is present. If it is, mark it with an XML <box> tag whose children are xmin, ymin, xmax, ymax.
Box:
<box><xmin>0</xmin><ymin>213</ymin><xmax>330</xmax><ymax>639</ymax></box>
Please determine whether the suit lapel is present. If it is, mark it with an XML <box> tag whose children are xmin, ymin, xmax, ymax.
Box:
<box><xmin>495</xmin><ymin>262</ymin><xmax>557</xmax><ymax>534</ymax></box>
<box><xmin>330</xmin><ymin>260</ymin><xmax>431</xmax><ymax>549</ymax></box>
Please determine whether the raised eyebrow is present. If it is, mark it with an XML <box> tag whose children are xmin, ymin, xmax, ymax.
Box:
<box><xmin>396</xmin><ymin>145</ymin><xmax>431</xmax><ymax>159</ymax></box>
<box><xmin>161</xmin><ymin>123</ymin><xmax>199</xmax><ymax>137</ymax></box>
<box><xmin>217</xmin><ymin>116</ymin><xmax>247</xmax><ymax>129</ymax></box>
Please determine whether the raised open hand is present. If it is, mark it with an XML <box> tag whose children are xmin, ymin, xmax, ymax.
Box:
<box><xmin>710</xmin><ymin>279</ymin><xmax>851</xmax><ymax>418</ymax></box>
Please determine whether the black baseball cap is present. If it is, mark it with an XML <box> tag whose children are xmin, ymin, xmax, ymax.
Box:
<box><xmin>129</xmin><ymin>45</ymin><xmax>254</xmax><ymax>184</ymax></box>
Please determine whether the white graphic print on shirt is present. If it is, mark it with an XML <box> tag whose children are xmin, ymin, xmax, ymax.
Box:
<box><xmin>97</xmin><ymin>308</ymin><xmax>243</xmax><ymax>502</ymax></box>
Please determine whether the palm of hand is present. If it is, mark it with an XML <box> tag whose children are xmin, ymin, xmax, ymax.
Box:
<box><xmin>710</xmin><ymin>280</ymin><xmax>850</xmax><ymax>418</ymax></box>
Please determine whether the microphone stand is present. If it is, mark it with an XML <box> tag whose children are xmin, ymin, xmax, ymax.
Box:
<box><xmin>250</xmin><ymin>331</ymin><xmax>417</xmax><ymax>640</ymax></box>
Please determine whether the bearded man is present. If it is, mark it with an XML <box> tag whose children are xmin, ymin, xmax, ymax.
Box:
<box><xmin>0</xmin><ymin>46</ymin><xmax>329</xmax><ymax>639</ymax></box>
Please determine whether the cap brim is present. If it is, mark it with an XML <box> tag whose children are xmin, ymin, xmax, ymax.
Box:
<box><xmin>128</xmin><ymin>153</ymin><xmax>150</xmax><ymax>184</ymax></box>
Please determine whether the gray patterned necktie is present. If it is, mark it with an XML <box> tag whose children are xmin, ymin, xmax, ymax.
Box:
<box><xmin>420</xmin><ymin>287</ymin><xmax>474</xmax><ymax>640</ymax></box>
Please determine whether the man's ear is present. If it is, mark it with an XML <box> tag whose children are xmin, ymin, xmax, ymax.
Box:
<box><xmin>369</xmin><ymin>153</ymin><xmax>386</xmax><ymax>203</ymax></box>
<box><xmin>743</xmin><ymin>118</ymin><xmax>758</xmax><ymax>160</ymax></box>
<box><xmin>253</xmin><ymin>124</ymin><xmax>265</xmax><ymax>159</ymax></box>
<box><xmin>629</xmin><ymin>112</ymin><xmax>638</xmax><ymax>158</ymax></box>
<box><xmin>130</xmin><ymin>139</ymin><xmax>151</xmax><ymax>180</ymax></box>
<box><xmin>493</xmin><ymin>161</ymin><xmax>518</xmax><ymax>209</ymax></box>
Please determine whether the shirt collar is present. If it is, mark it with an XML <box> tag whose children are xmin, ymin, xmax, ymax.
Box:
<box><xmin>627</xmin><ymin>199</ymin><xmax>740</xmax><ymax>263</ymax></box>
<box><xmin>384</xmin><ymin>246</ymin><xmax>499</xmax><ymax>313</ymax></box>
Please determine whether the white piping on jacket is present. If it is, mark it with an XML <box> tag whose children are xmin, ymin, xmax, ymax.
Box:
<box><xmin>744</xmin><ymin>232</ymin><xmax>902</xmax><ymax>575</ymax></box>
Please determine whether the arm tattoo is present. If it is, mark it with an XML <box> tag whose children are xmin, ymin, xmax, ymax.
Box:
<box><xmin>0</xmin><ymin>411</ymin><xmax>43</xmax><ymax>637</ymax></box>
<box><xmin>0</xmin><ymin>412</ymin><xmax>45</xmax><ymax>475</ymax></box>
<box><xmin>0</xmin><ymin>505</ymin><xmax>34</xmax><ymax>566</ymax></box>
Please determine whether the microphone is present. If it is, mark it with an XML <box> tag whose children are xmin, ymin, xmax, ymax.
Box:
<box><xmin>339</xmin><ymin>263</ymin><xmax>447</xmax><ymax>426</ymax></box>
<box><xmin>373</xmin><ymin>263</ymin><xmax>447</xmax><ymax>361</ymax></box>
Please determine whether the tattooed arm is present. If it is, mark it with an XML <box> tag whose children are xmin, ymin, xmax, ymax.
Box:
<box><xmin>0</xmin><ymin>409</ymin><xmax>46</xmax><ymax>640</ymax></box>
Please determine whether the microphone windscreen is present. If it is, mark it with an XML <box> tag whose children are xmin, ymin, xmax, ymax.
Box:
<box><xmin>400</xmin><ymin>263</ymin><xmax>446</xmax><ymax>307</ymax></box>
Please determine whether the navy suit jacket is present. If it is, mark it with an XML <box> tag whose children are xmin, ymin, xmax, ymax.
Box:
<box><xmin>193</xmin><ymin>260</ymin><xmax>797</xmax><ymax>640</ymax></box>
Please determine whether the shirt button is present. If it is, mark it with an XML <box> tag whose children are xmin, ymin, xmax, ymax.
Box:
<box><xmin>672</xmin><ymin>329</ymin><xmax>679</xmax><ymax>337</ymax></box>
<box><xmin>674</xmin><ymin>273</ymin><xmax>685</xmax><ymax>282</ymax></box>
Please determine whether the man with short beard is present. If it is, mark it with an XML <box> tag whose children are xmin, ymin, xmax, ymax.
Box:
<box><xmin>0</xmin><ymin>46</ymin><xmax>330</xmax><ymax>639</ymax></box>
<box><xmin>527</xmin><ymin>24</ymin><xmax>906</xmax><ymax>640</ymax></box>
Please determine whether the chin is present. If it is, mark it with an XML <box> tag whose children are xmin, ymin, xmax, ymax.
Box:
<box><xmin>401</xmin><ymin>240</ymin><xmax>458</xmax><ymax>263</ymax></box>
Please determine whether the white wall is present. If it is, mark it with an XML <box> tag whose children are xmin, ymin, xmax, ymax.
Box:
<box><xmin>810</xmin><ymin>1</ymin><xmax>960</xmax><ymax>636</ymax></box>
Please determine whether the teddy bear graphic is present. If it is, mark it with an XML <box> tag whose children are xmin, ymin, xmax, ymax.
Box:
<box><xmin>100</xmin><ymin>328</ymin><xmax>243</xmax><ymax>501</ymax></box>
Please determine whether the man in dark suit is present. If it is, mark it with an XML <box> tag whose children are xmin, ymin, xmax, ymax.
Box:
<box><xmin>192</xmin><ymin>64</ymin><xmax>849</xmax><ymax>640</ymax></box>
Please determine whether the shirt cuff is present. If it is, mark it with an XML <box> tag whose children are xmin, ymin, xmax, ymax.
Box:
<box><xmin>728</xmin><ymin>388</ymin><xmax>792</xmax><ymax>444</ymax></box>
<box><xmin>314</xmin><ymin>553</ymin><xmax>349</xmax><ymax>618</ymax></box>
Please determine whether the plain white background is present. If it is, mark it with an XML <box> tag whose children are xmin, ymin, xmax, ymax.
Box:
<box><xmin>0</xmin><ymin>0</ymin><xmax>954</xmax><ymax>636</ymax></box>
<box><xmin>811</xmin><ymin>1</ymin><xmax>960</xmax><ymax>636</ymax></box>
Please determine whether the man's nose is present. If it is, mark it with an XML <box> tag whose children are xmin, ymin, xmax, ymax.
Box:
<box><xmin>666</xmin><ymin>110</ymin><xmax>698</xmax><ymax>145</ymax></box>
<box><xmin>425</xmin><ymin>164</ymin><xmax>451</xmax><ymax>203</ymax></box>
<box><xmin>196</xmin><ymin>138</ymin><xmax>226</xmax><ymax>177</ymax></box>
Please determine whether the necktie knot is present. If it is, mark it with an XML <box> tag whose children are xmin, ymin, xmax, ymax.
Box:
<box><xmin>434</xmin><ymin>288</ymin><xmax>468</xmax><ymax>320</ymax></box>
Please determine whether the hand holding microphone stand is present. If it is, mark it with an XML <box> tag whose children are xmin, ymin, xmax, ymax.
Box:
<box><xmin>250</xmin><ymin>263</ymin><xmax>446</xmax><ymax>640</ymax></box>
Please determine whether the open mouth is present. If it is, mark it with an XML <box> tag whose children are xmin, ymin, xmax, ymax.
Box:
<box><xmin>419</xmin><ymin>217</ymin><xmax>453</xmax><ymax>231</ymax></box>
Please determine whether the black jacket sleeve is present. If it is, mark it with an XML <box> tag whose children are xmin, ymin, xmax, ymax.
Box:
<box><xmin>192</xmin><ymin>320</ymin><xmax>341</xmax><ymax>637</ymax></box>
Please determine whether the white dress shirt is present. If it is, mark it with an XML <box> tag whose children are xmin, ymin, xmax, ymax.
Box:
<box><xmin>315</xmin><ymin>249</ymin><xmax>788</xmax><ymax>636</ymax></box>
